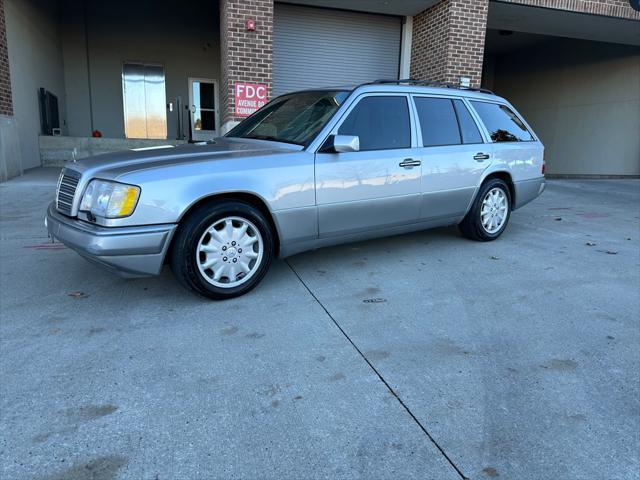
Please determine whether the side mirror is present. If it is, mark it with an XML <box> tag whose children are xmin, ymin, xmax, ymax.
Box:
<box><xmin>321</xmin><ymin>134</ymin><xmax>360</xmax><ymax>153</ymax></box>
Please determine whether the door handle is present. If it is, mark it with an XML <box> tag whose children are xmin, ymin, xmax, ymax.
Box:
<box><xmin>399</xmin><ymin>158</ymin><xmax>421</xmax><ymax>168</ymax></box>
<box><xmin>474</xmin><ymin>153</ymin><xmax>490</xmax><ymax>161</ymax></box>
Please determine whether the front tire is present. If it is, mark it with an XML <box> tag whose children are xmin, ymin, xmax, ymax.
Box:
<box><xmin>170</xmin><ymin>201</ymin><xmax>274</xmax><ymax>300</ymax></box>
<box><xmin>458</xmin><ymin>178</ymin><xmax>511</xmax><ymax>241</ymax></box>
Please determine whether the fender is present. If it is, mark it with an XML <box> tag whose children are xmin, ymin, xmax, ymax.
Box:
<box><xmin>462</xmin><ymin>165</ymin><xmax>514</xmax><ymax>218</ymax></box>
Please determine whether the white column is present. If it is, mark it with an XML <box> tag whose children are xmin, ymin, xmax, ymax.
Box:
<box><xmin>399</xmin><ymin>16</ymin><xmax>413</xmax><ymax>79</ymax></box>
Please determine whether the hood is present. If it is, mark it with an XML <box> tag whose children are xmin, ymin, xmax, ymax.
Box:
<box><xmin>66</xmin><ymin>137</ymin><xmax>303</xmax><ymax>179</ymax></box>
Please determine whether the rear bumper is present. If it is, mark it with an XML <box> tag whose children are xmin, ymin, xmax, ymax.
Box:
<box><xmin>513</xmin><ymin>177</ymin><xmax>545</xmax><ymax>210</ymax></box>
<box><xmin>46</xmin><ymin>202</ymin><xmax>177</xmax><ymax>277</ymax></box>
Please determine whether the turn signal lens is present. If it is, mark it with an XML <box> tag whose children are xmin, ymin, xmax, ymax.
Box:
<box><xmin>108</xmin><ymin>184</ymin><xmax>140</xmax><ymax>217</ymax></box>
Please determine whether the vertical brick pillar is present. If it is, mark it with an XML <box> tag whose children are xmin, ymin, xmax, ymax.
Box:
<box><xmin>410</xmin><ymin>0</ymin><xmax>489</xmax><ymax>88</ymax></box>
<box><xmin>220</xmin><ymin>0</ymin><xmax>273</xmax><ymax>129</ymax></box>
<box><xmin>0</xmin><ymin>0</ymin><xmax>13</xmax><ymax>116</ymax></box>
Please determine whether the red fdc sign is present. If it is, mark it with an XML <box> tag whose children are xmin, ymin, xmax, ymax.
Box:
<box><xmin>235</xmin><ymin>82</ymin><xmax>268</xmax><ymax>117</ymax></box>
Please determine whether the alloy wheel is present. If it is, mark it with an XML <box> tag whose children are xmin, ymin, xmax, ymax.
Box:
<box><xmin>480</xmin><ymin>187</ymin><xmax>508</xmax><ymax>234</ymax></box>
<box><xmin>196</xmin><ymin>216</ymin><xmax>264</xmax><ymax>288</ymax></box>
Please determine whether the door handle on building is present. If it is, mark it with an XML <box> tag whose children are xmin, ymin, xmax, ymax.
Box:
<box><xmin>474</xmin><ymin>153</ymin><xmax>491</xmax><ymax>161</ymax></box>
<box><xmin>399</xmin><ymin>158</ymin><xmax>421</xmax><ymax>168</ymax></box>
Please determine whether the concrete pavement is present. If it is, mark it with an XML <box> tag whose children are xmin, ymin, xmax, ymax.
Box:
<box><xmin>1</xmin><ymin>168</ymin><xmax>638</xmax><ymax>479</ymax></box>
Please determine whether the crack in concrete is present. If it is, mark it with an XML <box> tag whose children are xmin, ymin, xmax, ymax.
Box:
<box><xmin>285</xmin><ymin>259</ymin><xmax>468</xmax><ymax>480</ymax></box>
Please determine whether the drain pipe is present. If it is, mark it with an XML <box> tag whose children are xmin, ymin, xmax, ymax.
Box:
<box><xmin>83</xmin><ymin>0</ymin><xmax>95</xmax><ymax>135</ymax></box>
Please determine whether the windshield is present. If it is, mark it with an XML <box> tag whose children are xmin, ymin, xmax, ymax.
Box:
<box><xmin>226</xmin><ymin>90</ymin><xmax>351</xmax><ymax>147</ymax></box>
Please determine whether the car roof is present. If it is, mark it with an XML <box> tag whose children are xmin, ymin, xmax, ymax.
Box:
<box><xmin>286</xmin><ymin>81</ymin><xmax>506</xmax><ymax>103</ymax></box>
<box><xmin>353</xmin><ymin>83</ymin><xmax>505</xmax><ymax>102</ymax></box>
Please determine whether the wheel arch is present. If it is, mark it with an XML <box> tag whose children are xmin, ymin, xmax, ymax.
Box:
<box><xmin>166</xmin><ymin>192</ymin><xmax>281</xmax><ymax>263</ymax></box>
<box><xmin>480</xmin><ymin>170</ymin><xmax>516</xmax><ymax>208</ymax></box>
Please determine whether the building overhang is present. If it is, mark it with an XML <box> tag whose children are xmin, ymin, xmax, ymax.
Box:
<box><xmin>489</xmin><ymin>1</ymin><xmax>640</xmax><ymax>46</ymax></box>
<box><xmin>278</xmin><ymin>0</ymin><xmax>440</xmax><ymax>16</ymax></box>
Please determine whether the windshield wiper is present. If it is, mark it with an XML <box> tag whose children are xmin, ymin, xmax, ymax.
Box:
<box><xmin>245</xmin><ymin>135</ymin><xmax>302</xmax><ymax>146</ymax></box>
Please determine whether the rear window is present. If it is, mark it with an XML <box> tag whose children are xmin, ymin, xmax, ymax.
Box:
<box><xmin>470</xmin><ymin>101</ymin><xmax>534</xmax><ymax>143</ymax></box>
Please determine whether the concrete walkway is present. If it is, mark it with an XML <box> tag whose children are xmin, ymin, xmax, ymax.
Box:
<box><xmin>1</xmin><ymin>169</ymin><xmax>638</xmax><ymax>479</ymax></box>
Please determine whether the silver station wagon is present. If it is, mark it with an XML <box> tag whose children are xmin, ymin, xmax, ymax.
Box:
<box><xmin>46</xmin><ymin>80</ymin><xmax>545</xmax><ymax>299</ymax></box>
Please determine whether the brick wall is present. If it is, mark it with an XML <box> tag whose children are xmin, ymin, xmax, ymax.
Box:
<box><xmin>410</xmin><ymin>0</ymin><xmax>490</xmax><ymax>88</ymax></box>
<box><xmin>0</xmin><ymin>0</ymin><xmax>12</xmax><ymax>116</ymax></box>
<box><xmin>498</xmin><ymin>0</ymin><xmax>640</xmax><ymax>20</ymax></box>
<box><xmin>220</xmin><ymin>0</ymin><xmax>273</xmax><ymax>125</ymax></box>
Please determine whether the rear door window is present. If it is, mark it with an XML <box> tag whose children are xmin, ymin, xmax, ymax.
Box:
<box><xmin>414</xmin><ymin>97</ymin><xmax>461</xmax><ymax>147</ymax></box>
<box><xmin>470</xmin><ymin>101</ymin><xmax>534</xmax><ymax>142</ymax></box>
<box><xmin>413</xmin><ymin>97</ymin><xmax>484</xmax><ymax>147</ymax></box>
<box><xmin>337</xmin><ymin>96</ymin><xmax>411</xmax><ymax>151</ymax></box>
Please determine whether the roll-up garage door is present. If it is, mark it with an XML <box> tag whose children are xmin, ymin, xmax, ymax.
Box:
<box><xmin>273</xmin><ymin>4</ymin><xmax>402</xmax><ymax>96</ymax></box>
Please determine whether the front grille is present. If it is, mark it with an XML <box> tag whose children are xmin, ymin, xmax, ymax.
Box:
<box><xmin>56</xmin><ymin>169</ymin><xmax>81</xmax><ymax>216</ymax></box>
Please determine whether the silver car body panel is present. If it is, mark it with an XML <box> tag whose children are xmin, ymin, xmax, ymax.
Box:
<box><xmin>411</xmin><ymin>94</ymin><xmax>489</xmax><ymax>221</ymax></box>
<box><xmin>46</xmin><ymin>203</ymin><xmax>176</xmax><ymax>276</ymax></box>
<box><xmin>316</xmin><ymin>93</ymin><xmax>422</xmax><ymax>237</ymax></box>
<box><xmin>46</xmin><ymin>84</ymin><xmax>545</xmax><ymax>276</ymax></box>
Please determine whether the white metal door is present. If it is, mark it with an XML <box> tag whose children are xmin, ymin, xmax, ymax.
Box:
<box><xmin>122</xmin><ymin>63</ymin><xmax>167</xmax><ymax>139</ymax></box>
<box><xmin>189</xmin><ymin>78</ymin><xmax>220</xmax><ymax>141</ymax></box>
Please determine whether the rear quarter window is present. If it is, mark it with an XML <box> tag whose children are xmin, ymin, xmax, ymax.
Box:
<box><xmin>470</xmin><ymin>101</ymin><xmax>534</xmax><ymax>143</ymax></box>
<box><xmin>453</xmin><ymin>99</ymin><xmax>483</xmax><ymax>145</ymax></box>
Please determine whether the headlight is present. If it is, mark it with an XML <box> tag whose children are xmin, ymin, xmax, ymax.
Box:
<box><xmin>79</xmin><ymin>180</ymin><xmax>140</xmax><ymax>218</ymax></box>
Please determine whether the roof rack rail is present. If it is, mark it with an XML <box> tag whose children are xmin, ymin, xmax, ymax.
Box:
<box><xmin>365</xmin><ymin>78</ymin><xmax>494</xmax><ymax>95</ymax></box>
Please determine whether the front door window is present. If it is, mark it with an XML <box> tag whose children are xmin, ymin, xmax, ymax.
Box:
<box><xmin>337</xmin><ymin>96</ymin><xmax>411</xmax><ymax>151</ymax></box>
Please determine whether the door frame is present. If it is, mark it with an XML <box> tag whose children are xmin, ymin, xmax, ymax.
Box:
<box><xmin>409</xmin><ymin>93</ymin><xmax>491</xmax><ymax>221</ymax></box>
<box><xmin>314</xmin><ymin>92</ymin><xmax>422</xmax><ymax>237</ymax></box>
<box><xmin>188</xmin><ymin>77</ymin><xmax>221</xmax><ymax>141</ymax></box>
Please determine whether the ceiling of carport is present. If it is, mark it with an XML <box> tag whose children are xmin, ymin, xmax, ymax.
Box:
<box><xmin>484</xmin><ymin>29</ymin><xmax>554</xmax><ymax>55</ymax></box>
<box><xmin>488</xmin><ymin>1</ymin><xmax>640</xmax><ymax>46</ymax></box>
<box><xmin>278</xmin><ymin>0</ymin><xmax>440</xmax><ymax>16</ymax></box>
<box><xmin>283</xmin><ymin>1</ymin><xmax>640</xmax><ymax>45</ymax></box>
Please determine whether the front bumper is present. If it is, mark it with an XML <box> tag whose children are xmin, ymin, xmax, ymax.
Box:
<box><xmin>46</xmin><ymin>202</ymin><xmax>177</xmax><ymax>277</ymax></box>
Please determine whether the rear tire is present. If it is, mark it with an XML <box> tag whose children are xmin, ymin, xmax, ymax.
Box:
<box><xmin>170</xmin><ymin>201</ymin><xmax>274</xmax><ymax>300</ymax></box>
<box><xmin>458</xmin><ymin>178</ymin><xmax>511</xmax><ymax>242</ymax></box>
